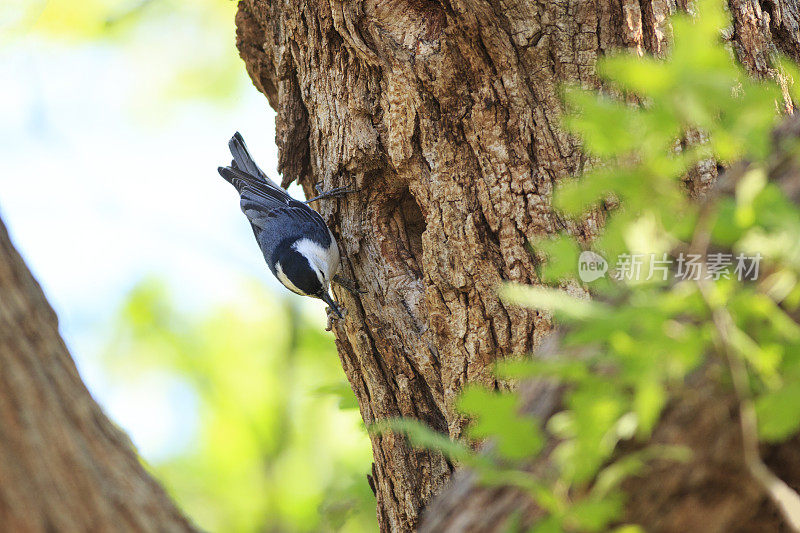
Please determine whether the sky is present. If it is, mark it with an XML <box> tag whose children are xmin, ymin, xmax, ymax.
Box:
<box><xmin>0</xmin><ymin>37</ymin><xmax>323</xmax><ymax>459</ymax></box>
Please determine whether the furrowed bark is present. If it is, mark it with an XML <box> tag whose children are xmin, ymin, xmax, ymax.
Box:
<box><xmin>234</xmin><ymin>0</ymin><xmax>800</xmax><ymax>530</ymax></box>
<box><xmin>0</xmin><ymin>219</ymin><xmax>196</xmax><ymax>532</ymax></box>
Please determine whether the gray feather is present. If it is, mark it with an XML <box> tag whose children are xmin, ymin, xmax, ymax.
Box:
<box><xmin>219</xmin><ymin>133</ymin><xmax>333</xmax><ymax>272</ymax></box>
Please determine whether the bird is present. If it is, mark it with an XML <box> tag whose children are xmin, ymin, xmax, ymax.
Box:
<box><xmin>218</xmin><ymin>132</ymin><xmax>351</xmax><ymax>318</ymax></box>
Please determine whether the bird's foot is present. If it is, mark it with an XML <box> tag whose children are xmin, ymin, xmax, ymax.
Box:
<box><xmin>325</xmin><ymin>304</ymin><xmax>347</xmax><ymax>331</ymax></box>
<box><xmin>305</xmin><ymin>185</ymin><xmax>357</xmax><ymax>204</ymax></box>
<box><xmin>333</xmin><ymin>274</ymin><xmax>366</xmax><ymax>296</ymax></box>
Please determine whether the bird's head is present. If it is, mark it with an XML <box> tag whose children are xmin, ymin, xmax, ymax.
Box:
<box><xmin>274</xmin><ymin>240</ymin><xmax>341</xmax><ymax>317</ymax></box>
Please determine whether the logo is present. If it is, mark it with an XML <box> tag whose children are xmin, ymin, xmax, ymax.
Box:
<box><xmin>578</xmin><ymin>251</ymin><xmax>608</xmax><ymax>282</ymax></box>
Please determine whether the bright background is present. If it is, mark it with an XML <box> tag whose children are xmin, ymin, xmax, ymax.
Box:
<box><xmin>0</xmin><ymin>1</ymin><xmax>376</xmax><ymax>531</ymax></box>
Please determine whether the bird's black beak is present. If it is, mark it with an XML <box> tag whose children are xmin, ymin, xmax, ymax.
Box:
<box><xmin>320</xmin><ymin>290</ymin><xmax>343</xmax><ymax>319</ymax></box>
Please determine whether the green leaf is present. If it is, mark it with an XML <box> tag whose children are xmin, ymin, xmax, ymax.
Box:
<box><xmin>633</xmin><ymin>378</ymin><xmax>666</xmax><ymax>438</ymax></box>
<box><xmin>562</xmin><ymin>386</ymin><xmax>626</xmax><ymax>483</ymax></box>
<box><xmin>314</xmin><ymin>382</ymin><xmax>360</xmax><ymax>410</ymax></box>
<box><xmin>499</xmin><ymin>284</ymin><xmax>605</xmax><ymax>321</ymax></box>
<box><xmin>612</xmin><ymin>526</ymin><xmax>646</xmax><ymax>533</ymax></box>
<box><xmin>735</xmin><ymin>169</ymin><xmax>768</xmax><ymax>227</ymax></box>
<box><xmin>495</xmin><ymin>359</ymin><xmax>590</xmax><ymax>382</ymax></box>
<box><xmin>457</xmin><ymin>387</ymin><xmax>544</xmax><ymax>461</ymax></box>
<box><xmin>598</xmin><ymin>54</ymin><xmax>673</xmax><ymax>96</ymax></box>
<box><xmin>554</xmin><ymin>168</ymin><xmax>629</xmax><ymax>216</ymax></box>
<box><xmin>756</xmin><ymin>385</ymin><xmax>800</xmax><ymax>442</ymax></box>
<box><xmin>777</xmin><ymin>55</ymin><xmax>800</xmax><ymax>104</ymax></box>
<box><xmin>565</xmin><ymin>491</ymin><xmax>625</xmax><ymax>532</ymax></box>
<box><xmin>592</xmin><ymin>445</ymin><xmax>691</xmax><ymax>499</ymax></box>
<box><xmin>370</xmin><ymin>418</ymin><xmax>475</xmax><ymax>464</ymax></box>
<box><xmin>532</xmin><ymin>236</ymin><xmax>584</xmax><ymax>283</ymax></box>
<box><xmin>530</xmin><ymin>515</ymin><xmax>567</xmax><ymax>533</ymax></box>
<box><xmin>562</xmin><ymin>89</ymin><xmax>643</xmax><ymax>157</ymax></box>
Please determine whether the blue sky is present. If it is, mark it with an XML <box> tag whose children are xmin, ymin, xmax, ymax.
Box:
<box><xmin>0</xmin><ymin>38</ymin><xmax>322</xmax><ymax>459</ymax></box>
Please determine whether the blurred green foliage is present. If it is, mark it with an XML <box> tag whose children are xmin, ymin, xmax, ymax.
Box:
<box><xmin>2</xmin><ymin>0</ymin><xmax>247</xmax><ymax>104</ymax></box>
<box><xmin>382</xmin><ymin>1</ymin><xmax>800</xmax><ymax>531</ymax></box>
<box><xmin>104</xmin><ymin>280</ymin><xmax>376</xmax><ymax>532</ymax></box>
<box><xmin>3</xmin><ymin>1</ymin><xmax>379</xmax><ymax>530</ymax></box>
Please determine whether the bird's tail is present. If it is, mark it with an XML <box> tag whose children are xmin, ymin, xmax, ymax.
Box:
<box><xmin>218</xmin><ymin>165</ymin><xmax>261</xmax><ymax>195</ymax></box>
<box><xmin>228</xmin><ymin>132</ymin><xmax>269</xmax><ymax>182</ymax></box>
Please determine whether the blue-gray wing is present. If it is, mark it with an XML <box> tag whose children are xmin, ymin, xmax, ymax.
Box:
<box><xmin>218</xmin><ymin>165</ymin><xmax>289</xmax><ymax>210</ymax></box>
<box><xmin>240</xmin><ymin>191</ymin><xmax>329</xmax><ymax>236</ymax></box>
<box><xmin>218</xmin><ymin>165</ymin><xmax>329</xmax><ymax>231</ymax></box>
<box><xmin>250</xmin><ymin>204</ymin><xmax>333</xmax><ymax>267</ymax></box>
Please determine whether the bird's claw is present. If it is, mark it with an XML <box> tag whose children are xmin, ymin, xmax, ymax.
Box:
<box><xmin>325</xmin><ymin>304</ymin><xmax>347</xmax><ymax>330</ymax></box>
<box><xmin>306</xmin><ymin>186</ymin><xmax>358</xmax><ymax>204</ymax></box>
<box><xmin>333</xmin><ymin>274</ymin><xmax>366</xmax><ymax>296</ymax></box>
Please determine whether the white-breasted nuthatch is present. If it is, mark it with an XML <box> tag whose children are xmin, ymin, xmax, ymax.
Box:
<box><xmin>218</xmin><ymin>132</ymin><xmax>352</xmax><ymax>317</ymax></box>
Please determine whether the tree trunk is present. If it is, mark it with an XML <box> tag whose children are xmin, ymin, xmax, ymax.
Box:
<box><xmin>0</xmin><ymin>219</ymin><xmax>196</xmax><ymax>532</ymax></box>
<box><xmin>233</xmin><ymin>0</ymin><xmax>800</xmax><ymax>530</ymax></box>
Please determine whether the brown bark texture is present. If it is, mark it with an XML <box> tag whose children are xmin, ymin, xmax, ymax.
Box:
<box><xmin>233</xmin><ymin>0</ymin><xmax>800</xmax><ymax>531</ymax></box>
<box><xmin>0</xmin><ymin>219</ymin><xmax>196</xmax><ymax>532</ymax></box>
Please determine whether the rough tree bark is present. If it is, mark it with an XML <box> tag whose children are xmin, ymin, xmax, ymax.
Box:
<box><xmin>0</xmin><ymin>219</ymin><xmax>196</xmax><ymax>532</ymax></box>
<box><xmin>234</xmin><ymin>0</ymin><xmax>800</xmax><ymax>531</ymax></box>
